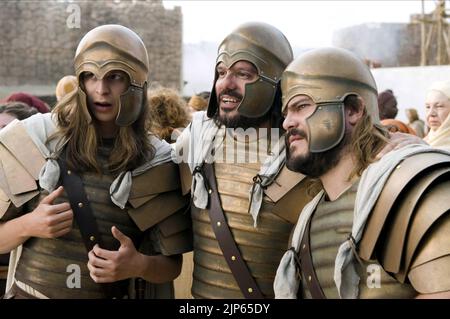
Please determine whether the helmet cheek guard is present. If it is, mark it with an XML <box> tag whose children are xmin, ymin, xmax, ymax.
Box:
<box><xmin>116</xmin><ymin>83</ymin><xmax>147</xmax><ymax>127</ymax></box>
<box><xmin>306</xmin><ymin>102</ymin><xmax>346</xmax><ymax>153</ymax></box>
<box><xmin>238</xmin><ymin>78</ymin><xmax>278</xmax><ymax>118</ymax></box>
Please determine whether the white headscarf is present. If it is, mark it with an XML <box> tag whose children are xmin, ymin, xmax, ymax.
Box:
<box><xmin>424</xmin><ymin>81</ymin><xmax>450</xmax><ymax>151</ymax></box>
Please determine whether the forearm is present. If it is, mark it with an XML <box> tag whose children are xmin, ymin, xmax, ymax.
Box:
<box><xmin>136</xmin><ymin>253</ymin><xmax>182</xmax><ymax>284</ymax></box>
<box><xmin>0</xmin><ymin>214</ymin><xmax>31</xmax><ymax>253</ymax></box>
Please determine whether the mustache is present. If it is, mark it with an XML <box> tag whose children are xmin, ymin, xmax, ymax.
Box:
<box><xmin>218</xmin><ymin>89</ymin><xmax>243</xmax><ymax>101</ymax></box>
<box><xmin>285</xmin><ymin>128</ymin><xmax>307</xmax><ymax>145</ymax></box>
<box><xmin>285</xmin><ymin>128</ymin><xmax>308</xmax><ymax>149</ymax></box>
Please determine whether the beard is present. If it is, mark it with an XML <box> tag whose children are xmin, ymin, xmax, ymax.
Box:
<box><xmin>214</xmin><ymin>111</ymin><xmax>270</xmax><ymax>130</ymax></box>
<box><xmin>285</xmin><ymin>128</ymin><xmax>350</xmax><ymax>178</ymax></box>
<box><xmin>213</xmin><ymin>89</ymin><xmax>270</xmax><ymax>129</ymax></box>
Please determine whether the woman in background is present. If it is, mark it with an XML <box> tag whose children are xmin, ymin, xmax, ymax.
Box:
<box><xmin>424</xmin><ymin>81</ymin><xmax>450</xmax><ymax>151</ymax></box>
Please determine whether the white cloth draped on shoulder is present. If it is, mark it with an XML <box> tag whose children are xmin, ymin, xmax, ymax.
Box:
<box><xmin>172</xmin><ymin>111</ymin><xmax>287</xmax><ymax>226</ymax></box>
<box><xmin>274</xmin><ymin>143</ymin><xmax>450</xmax><ymax>299</ymax></box>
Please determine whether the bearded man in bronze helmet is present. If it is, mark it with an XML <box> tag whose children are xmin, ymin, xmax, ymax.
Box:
<box><xmin>275</xmin><ymin>47</ymin><xmax>450</xmax><ymax>299</ymax></box>
<box><xmin>0</xmin><ymin>24</ymin><xmax>192</xmax><ymax>299</ymax></box>
<box><xmin>173</xmin><ymin>22</ymin><xmax>324</xmax><ymax>299</ymax></box>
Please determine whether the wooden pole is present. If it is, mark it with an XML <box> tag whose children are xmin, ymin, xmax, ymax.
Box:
<box><xmin>420</xmin><ymin>0</ymin><xmax>426</xmax><ymax>65</ymax></box>
<box><xmin>437</xmin><ymin>1</ymin><xmax>443</xmax><ymax>64</ymax></box>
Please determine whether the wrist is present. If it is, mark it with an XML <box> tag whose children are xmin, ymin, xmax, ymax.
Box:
<box><xmin>134</xmin><ymin>252</ymin><xmax>147</xmax><ymax>279</ymax></box>
<box><xmin>18</xmin><ymin>212</ymin><xmax>32</xmax><ymax>238</ymax></box>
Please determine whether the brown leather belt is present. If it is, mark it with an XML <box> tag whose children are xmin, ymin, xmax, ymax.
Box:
<box><xmin>202</xmin><ymin>163</ymin><xmax>264</xmax><ymax>299</ymax></box>
<box><xmin>298</xmin><ymin>215</ymin><xmax>326</xmax><ymax>299</ymax></box>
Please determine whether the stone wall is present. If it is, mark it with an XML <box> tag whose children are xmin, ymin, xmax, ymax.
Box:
<box><xmin>0</xmin><ymin>0</ymin><xmax>182</xmax><ymax>90</ymax></box>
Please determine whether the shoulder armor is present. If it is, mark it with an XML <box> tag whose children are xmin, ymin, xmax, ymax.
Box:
<box><xmin>128</xmin><ymin>162</ymin><xmax>189</xmax><ymax>231</ymax></box>
<box><xmin>265</xmin><ymin>165</ymin><xmax>305</xmax><ymax>202</ymax></box>
<box><xmin>407</xmin><ymin>213</ymin><xmax>450</xmax><ymax>293</ymax></box>
<box><xmin>155</xmin><ymin>209</ymin><xmax>193</xmax><ymax>255</ymax></box>
<box><xmin>0</xmin><ymin>120</ymin><xmax>46</xmax><ymax>211</ymax></box>
<box><xmin>266</xmin><ymin>165</ymin><xmax>320</xmax><ymax>224</ymax></box>
<box><xmin>358</xmin><ymin>152</ymin><xmax>450</xmax><ymax>283</ymax></box>
<box><xmin>129</xmin><ymin>162</ymin><xmax>182</xmax><ymax>206</ymax></box>
<box><xmin>394</xmin><ymin>178</ymin><xmax>450</xmax><ymax>282</ymax></box>
<box><xmin>179</xmin><ymin>162</ymin><xmax>192</xmax><ymax>195</ymax></box>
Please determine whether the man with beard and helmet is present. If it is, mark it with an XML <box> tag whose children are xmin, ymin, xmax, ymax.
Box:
<box><xmin>173</xmin><ymin>22</ymin><xmax>322</xmax><ymax>299</ymax></box>
<box><xmin>274</xmin><ymin>47</ymin><xmax>450</xmax><ymax>299</ymax></box>
<box><xmin>0</xmin><ymin>24</ymin><xmax>192</xmax><ymax>299</ymax></box>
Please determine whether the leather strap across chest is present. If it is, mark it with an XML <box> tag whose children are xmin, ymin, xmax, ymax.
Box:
<box><xmin>202</xmin><ymin>163</ymin><xmax>264</xmax><ymax>299</ymax></box>
<box><xmin>298</xmin><ymin>215</ymin><xmax>326</xmax><ymax>299</ymax></box>
<box><xmin>57</xmin><ymin>157</ymin><xmax>127</xmax><ymax>299</ymax></box>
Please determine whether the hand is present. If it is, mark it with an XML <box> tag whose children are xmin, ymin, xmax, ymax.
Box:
<box><xmin>24</xmin><ymin>186</ymin><xmax>73</xmax><ymax>238</ymax></box>
<box><xmin>376</xmin><ymin>132</ymin><xmax>428</xmax><ymax>160</ymax></box>
<box><xmin>87</xmin><ymin>226</ymin><xmax>142</xmax><ymax>283</ymax></box>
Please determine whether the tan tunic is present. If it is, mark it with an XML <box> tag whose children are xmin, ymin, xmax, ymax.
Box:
<box><xmin>300</xmin><ymin>182</ymin><xmax>417</xmax><ymax>299</ymax></box>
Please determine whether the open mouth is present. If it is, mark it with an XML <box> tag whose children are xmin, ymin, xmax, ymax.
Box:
<box><xmin>94</xmin><ymin>101</ymin><xmax>113</xmax><ymax>110</ymax></box>
<box><xmin>220</xmin><ymin>95</ymin><xmax>241</xmax><ymax>111</ymax></box>
<box><xmin>222</xmin><ymin>97</ymin><xmax>240</xmax><ymax>104</ymax></box>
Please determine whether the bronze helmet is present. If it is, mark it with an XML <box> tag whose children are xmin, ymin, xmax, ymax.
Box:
<box><xmin>281</xmin><ymin>47</ymin><xmax>379</xmax><ymax>153</ymax></box>
<box><xmin>74</xmin><ymin>24</ymin><xmax>149</xmax><ymax>126</ymax></box>
<box><xmin>207</xmin><ymin>22</ymin><xmax>293</xmax><ymax>119</ymax></box>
